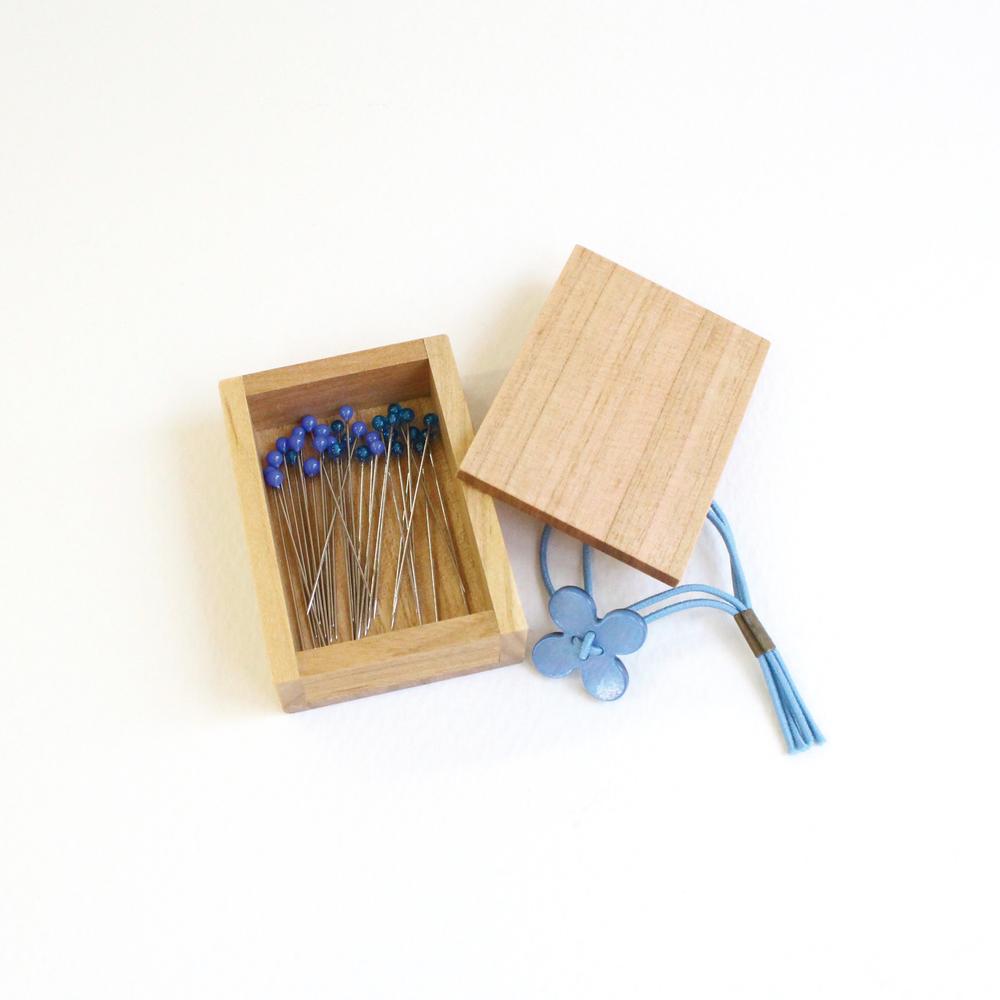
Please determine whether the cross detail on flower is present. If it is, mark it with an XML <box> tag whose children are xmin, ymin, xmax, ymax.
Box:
<box><xmin>532</xmin><ymin>586</ymin><xmax>648</xmax><ymax>701</ymax></box>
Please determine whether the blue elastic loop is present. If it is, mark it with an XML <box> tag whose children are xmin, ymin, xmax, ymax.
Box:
<box><xmin>537</xmin><ymin>503</ymin><xmax>824</xmax><ymax>754</ymax></box>
<box><xmin>539</xmin><ymin>525</ymin><xmax>556</xmax><ymax>597</ymax></box>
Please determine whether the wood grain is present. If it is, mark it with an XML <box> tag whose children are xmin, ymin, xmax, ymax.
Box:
<box><xmin>244</xmin><ymin>339</ymin><xmax>428</xmax><ymax>428</ymax></box>
<box><xmin>219</xmin><ymin>377</ymin><xmax>300</xmax><ymax>686</ymax></box>
<box><xmin>425</xmin><ymin>335</ymin><xmax>527</xmax><ymax>663</ymax></box>
<box><xmin>458</xmin><ymin>246</ymin><xmax>769</xmax><ymax>585</ymax></box>
<box><xmin>219</xmin><ymin>336</ymin><xmax>527</xmax><ymax>711</ymax></box>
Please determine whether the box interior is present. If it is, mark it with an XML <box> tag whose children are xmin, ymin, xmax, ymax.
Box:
<box><xmin>244</xmin><ymin>356</ymin><xmax>493</xmax><ymax>655</ymax></box>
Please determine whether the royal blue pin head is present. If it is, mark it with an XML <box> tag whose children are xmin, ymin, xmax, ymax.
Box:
<box><xmin>368</xmin><ymin>437</ymin><xmax>386</xmax><ymax>457</ymax></box>
<box><xmin>265</xmin><ymin>449</ymin><xmax>283</xmax><ymax>469</ymax></box>
<box><xmin>303</xmin><ymin>456</ymin><xmax>321</xmax><ymax>478</ymax></box>
<box><xmin>339</xmin><ymin>405</ymin><xmax>354</xmax><ymax>422</ymax></box>
<box><xmin>263</xmin><ymin>466</ymin><xmax>284</xmax><ymax>489</ymax></box>
<box><xmin>275</xmin><ymin>436</ymin><xmax>290</xmax><ymax>454</ymax></box>
<box><xmin>350</xmin><ymin>420</ymin><xmax>367</xmax><ymax>439</ymax></box>
<box><xmin>301</xmin><ymin>415</ymin><xmax>317</xmax><ymax>432</ymax></box>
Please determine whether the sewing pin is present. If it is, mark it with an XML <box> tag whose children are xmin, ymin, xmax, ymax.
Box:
<box><xmin>391</xmin><ymin>417</ymin><xmax>431</xmax><ymax>629</ymax></box>
<box><xmin>421</xmin><ymin>413</ymin><xmax>467</xmax><ymax>612</ymax></box>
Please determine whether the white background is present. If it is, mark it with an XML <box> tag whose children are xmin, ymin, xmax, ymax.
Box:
<box><xmin>2</xmin><ymin>2</ymin><xmax>998</xmax><ymax>997</ymax></box>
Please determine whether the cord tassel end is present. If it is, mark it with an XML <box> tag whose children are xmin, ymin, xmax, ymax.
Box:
<box><xmin>759</xmin><ymin>647</ymin><xmax>824</xmax><ymax>753</ymax></box>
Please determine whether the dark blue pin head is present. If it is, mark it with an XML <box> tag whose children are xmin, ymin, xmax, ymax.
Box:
<box><xmin>285</xmin><ymin>448</ymin><xmax>299</xmax><ymax>466</ymax></box>
<box><xmin>371</xmin><ymin>414</ymin><xmax>387</xmax><ymax>433</ymax></box>
<box><xmin>354</xmin><ymin>445</ymin><xmax>371</xmax><ymax>463</ymax></box>
<box><xmin>325</xmin><ymin>440</ymin><xmax>343</xmax><ymax>461</ymax></box>
<box><xmin>390</xmin><ymin>440</ymin><xmax>404</xmax><ymax>457</ymax></box>
<box><xmin>330</xmin><ymin>419</ymin><xmax>345</xmax><ymax>435</ymax></box>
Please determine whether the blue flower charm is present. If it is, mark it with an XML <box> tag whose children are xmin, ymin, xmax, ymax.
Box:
<box><xmin>532</xmin><ymin>586</ymin><xmax>648</xmax><ymax>701</ymax></box>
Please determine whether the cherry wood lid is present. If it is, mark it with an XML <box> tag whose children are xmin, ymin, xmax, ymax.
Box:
<box><xmin>458</xmin><ymin>246</ymin><xmax>768</xmax><ymax>585</ymax></box>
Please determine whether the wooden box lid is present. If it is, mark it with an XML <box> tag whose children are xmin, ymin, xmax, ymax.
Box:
<box><xmin>458</xmin><ymin>246</ymin><xmax>769</xmax><ymax>586</ymax></box>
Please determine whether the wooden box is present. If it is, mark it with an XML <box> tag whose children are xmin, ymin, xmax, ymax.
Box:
<box><xmin>220</xmin><ymin>336</ymin><xmax>526</xmax><ymax>711</ymax></box>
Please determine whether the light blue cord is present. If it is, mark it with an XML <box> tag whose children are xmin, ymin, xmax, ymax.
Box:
<box><xmin>538</xmin><ymin>504</ymin><xmax>824</xmax><ymax>754</ymax></box>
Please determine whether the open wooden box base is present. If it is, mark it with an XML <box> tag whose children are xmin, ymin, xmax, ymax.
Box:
<box><xmin>220</xmin><ymin>336</ymin><xmax>526</xmax><ymax>711</ymax></box>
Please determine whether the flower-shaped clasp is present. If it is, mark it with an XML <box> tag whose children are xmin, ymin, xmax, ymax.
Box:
<box><xmin>532</xmin><ymin>586</ymin><xmax>648</xmax><ymax>701</ymax></box>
